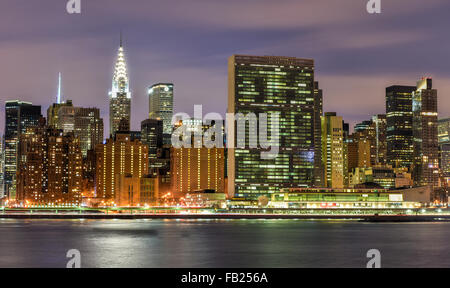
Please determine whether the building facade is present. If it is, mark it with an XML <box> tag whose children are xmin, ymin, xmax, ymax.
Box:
<box><xmin>115</xmin><ymin>174</ymin><xmax>159</xmax><ymax>207</ymax></box>
<box><xmin>313</xmin><ymin>81</ymin><xmax>324</xmax><ymax>187</ymax></box>
<box><xmin>372</xmin><ymin>114</ymin><xmax>387</xmax><ymax>165</ymax></box>
<box><xmin>141</xmin><ymin>119</ymin><xmax>163</xmax><ymax>163</ymax></box>
<box><xmin>109</xmin><ymin>37</ymin><xmax>131</xmax><ymax>137</ymax></box>
<box><xmin>171</xmin><ymin>146</ymin><xmax>225</xmax><ymax>194</ymax></box>
<box><xmin>349</xmin><ymin>166</ymin><xmax>396</xmax><ymax>189</ymax></box>
<box><xmin>228</xmin><ymin>55</ymin><xmax>318</xmax><ymax>199</ymax></box>
<box><xmin>386</xmin><ymin>85</ymin><xmax>416</xmax><ymax>169</ymax></box>
<box><xmin>73</xmin><ymin>108</ymin><xmax>104</xmax><ymax>157</ymax></box>
<box><xmin>16</xmin><ymin>126</ymin><xmax>82</xmax><ymax>206</ymax></box>
<box><xmin>0</xmin><ymin>136</ymin><xmax>4</xmax><ymax>198</ymax></box>
<box><xmin>148</xmin><ymin>83</ymin><xmax>174</xmax><ymax>144</ymax></box>
<box><xmin>57</xmin><ymin>106</ymin><xmax>104</xmax><ymax>157</ymax></box>
<box><xmin>412</xmin><ymin>78</ymin><xmax>439</xmax><ymax>187</ymax></box>
<box><xmin>348</xmin><ymin>137</ymin><xmax>371</xmax><ymax>171</ymax></box>
<box><xmin>47</xmin><ymin>100</ymin><xmax>73</xmax><ymax>129</ymax></box>
<box><xmin>95</xmin><ymin>133</ymin><xmax>148</xmax><ymax>202</ymax></box>
<box><xmin>353</xmin><ymin>119</ymin><xmax>377</xmax><ymax>167</ymax></box>
<box><xmin>321</xmin><ymin>112</ymin><xmax>345</xmax><ymax>189</ymax></box>
<box><xmin>438</xmin><ymin>118</ymin><xmax>450</xmax><ymax>184</ymax></box>
<box><xmin>4</xmin><ymin>100</ymin><xmax>41</xmax><ymax>199</ymax></box>
<box><xmin>438</xmin><ymin>118</ymin><xmax>450</xmax><ymax>144</ymax></box>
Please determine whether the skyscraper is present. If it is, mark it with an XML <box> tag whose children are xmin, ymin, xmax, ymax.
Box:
<box><xmin>438</xmin><ymin>118</ymin><xmax>450</xmax><ymax>183</ymax></box>
<box><xmin>16</xmin><ymin>126</ymin><xmax>83</xmax><ymax>206</ymax></box>
<box><xmin>109</xmin><ymin>36</ymin><xmax>131</xmax><ymax>137</ymax></box>
<box><xmin>353</xmin><ymin>119</ymin><xmax>378</xmax><ymax>166</ymax></box>
<box><xmin>57</xmin><ymin>106</ymin><xmax>104</xmax><ymax>157</ymax></box>
<box><xmin>95</xmin><ymin>133</ymin><xmax>148</xmax><ymax>201</ymax></box>
<box><xmin>438</xmin><ymin>118</ymin><xmax>450</xmax><ymax>144</ymax></box>
<box><xmin>170</xmin><ymin>119</ymin><xmax>225</xmax><ymax>194</ymax></box>
<box><xmin>441</xmin><ymin>143</ymin><xmax>450</xmax><ymax>186</ymax></box>
<box><xmin>47</xmin><ymin>100</ymin><xmax>73</xmax><ymax>129</ymax></box>
<box><xmin>343</xmin><ymin>122</ymin><xmax>350</xmax><ymax>187</ymax></box>
<box><xmin>412</xmin><ymin>78</ymin><xmax>439</xmax><ymax>187</ymax></box>
<box><xmin>321</xmin><ymin>112</ymin><xmax>345</xmax><ymax>189</ymax></box>
<box><xmin>47</xmin><ymin>73</ymin><xmax>74</xmax><ymax>128</ymax></box>
<box><xmin>171</xmin><ymin>146</ymin><xmax>225</xmax><ymax>194</ymax></box>
<box><xmin>148</xmin><ymin>83</ymin><xmax>174</xmax><ymax>144</ymax></box>
<box><xmin>372</xmin><ymin>114</ymin><xmax>387</xmax><ymax>165</ymax></box>
<box><xmin>74</xmin><ymin>108</ymin><xmax>104</xmax><ymax>157</ymax></box>
<box><xmin>4</xmin><ymin>101</ymin><xmax>41</xmax><ymax>199</ymax></box>
<box><xmin>0</xmin><ymin>136</ymin><xmax>4</xmax><ymax>198</ymax></box>
<box><xmin>386</xmin><ymin>85</ymin><xmax>416</xmax><ymax>169</ymax></box>
<box><xmin>115</xmin><ymin>174</ymin><xmax>159</xmax><ymax>207</ymax></box>
<box><xmin>313</xmin><ymin>81</ymin><xmax>324</xmax><ymax>187</ymax></box>
<box><xmin>228</xmin><ymin>55</ymin><xmax>316</xmax><ymax>199</ymax></box>
<box><xmin>141</xmin><ymin>119</ymin><xmax>163</xmax><ymax>163</ymax></box>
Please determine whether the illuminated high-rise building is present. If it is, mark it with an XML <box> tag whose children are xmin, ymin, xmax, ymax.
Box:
<box><xmin>441</xmin><ymin>144</ymin><xmax>450</xmax><ymax>183</ymax></box>
<box><xmin>438</xmin><ymin>118</ymin><xmax>450</xmax><ymax>183</ymax></box>
<box><xmin>141</xmin><ymin>119</ymin><xmax>163</xmax><ymax>163</ymax></box>
<box><xmin>321</xmin><ymin>112</ymin><xmax>345</xmax><ymax>189</ymax></box>
<box><xmin>109</xmin><ymin>35</ymin><xmax>131</xmax><ymax>137</ymax></box>
<box><xmin>372</xmin><ymin>114</ymin><xmax>387</xmax><ymax>165</ymax></box>
<box><xmin>347</xmin><ymin>130</ymin><xmax>374</xmax><ymax>173</ymax></box>
<box><xmin>0</xmin><ymin>136</ymin><xmax>4</xmax><ymax>198</ymax></box>
<box><xmin>313</xmin><ymin>81</ymin><xmax>324</xmax><ymax>187</ymax></box>
<box><xmin>228</xmin><ymin>55</ymin><xmax>317</xmax><ymax>199</ymax></box>
<box><xmin>386</xmin><ymin>85</ymin><xmax>416</xmax><ymax>169</ymax></box>
<box><xmin>115</xmin><ymin>174</ymin><xmax>159</xmax><ymax>207</ymax></box>
<box><xmin>343</xmin><ymin>122</ymin><xmax>350</xmax><ymax>187</ymax></box>
<box><xmin>57</xmin><ymin>106</ymin><xmax>104</xmax><ymax>157</ymax></box>
<box><xmin>438</xmin><ymin>118</ymin><xmax>450</xmax><ymax>144</ymax></box>
<box><xmin>171</xmin><ymin>146</ymin><xmax>225</xmax><ymax>194</ymax></box>
<box><xmin>4</xmin><ymin>100</ymin><xmax>41</xmax><ymax>199</ymax></box>
<box><xmin>16</xmin><ymin>125</ymin><xmax>83</xmax><ymax>206</ymax></box>
<box><xmin>170</xmin><ymin>119</ymin><xmax>225</xmax><ymax>194</ymax></box>
<box><xmin>350</xmin><ymin>115</ymin><xmax>387</xmax><ymax>169</ymax></box>
<box><xmin>57</xmin><ymin>105</ymin><xmax>77</xmax><ymax>133</ymax></box>
<box><xmin>412</xmin><ymin>78</ymin><xmax>439</xmax><ymax>187</ymax></box>
<box><xmin>148</xmin><ymin>83</ymin><xmax>174</xmax><ymax>144</ymax></box>
<box><xmin>47</xmin><ymin>73</ymin><xmax>73</xmax><ymax>129</ymax></box>
<box><xmin>95</xmin><ymin>133</ymin><xmax>148</xmax><ymax>201</ymax></box>
<box><xmin>349</xmin><ymin>166</ymin><xmax>396</xmax><ymax>189</ymax></box>
<box><xmin>353</xmin><ymin>120</ymin><xmax>377</xmax><ymax>166</ymax></box>
<box><xmin>47</xmin><ymin>100</ymin><xmax>73</xmax><ymax>129</ymax></box>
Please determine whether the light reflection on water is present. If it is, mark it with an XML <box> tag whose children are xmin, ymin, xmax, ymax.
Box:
<box><xmin>0</xmin><ymin>219</ymin><xmax>449</xmax><ymax>268</ymax></box>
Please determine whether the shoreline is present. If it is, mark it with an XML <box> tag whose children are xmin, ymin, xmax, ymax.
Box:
<box><xmin>0</xmin><ymin>213</ymin><xmax>449</xmax><ymax>222</ymax></box>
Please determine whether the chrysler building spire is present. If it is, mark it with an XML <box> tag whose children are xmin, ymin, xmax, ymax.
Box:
<box><xmin>109</xmin><ymin>34</ymin><xmax>131</xmax><ymax>137</ymax></box>
<box><xmin>111</xmin><ymin>35</ymin><xmax>130</xmax><ymax>97</ymax></box>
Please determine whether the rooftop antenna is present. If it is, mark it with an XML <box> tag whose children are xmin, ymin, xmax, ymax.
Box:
<box><xmin>57</xmin><ymin>72</ymin><xmax>62</xmax><ymax>104</ymax></box>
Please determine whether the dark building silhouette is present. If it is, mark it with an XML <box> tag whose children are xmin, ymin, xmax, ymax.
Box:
<box><xmin>4</xmin><ymin>100</ymin><xmax>41</xmax><ymax>199</ymax></box>
<box><xmin>386</xmin><ymin>85</ymin><xmax>416</xmax><ymax>169</ymax></box>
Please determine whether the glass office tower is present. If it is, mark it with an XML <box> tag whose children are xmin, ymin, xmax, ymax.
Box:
<box><xmin>4</xmin><ymin>100</ymin><xmax>41</xmax><ymax>199</ymax></box>
<box><xmin>386</xmin><ymin>85</ymin><xmax>416</xmax><ymax>170</ymax></box>
<box><xmin>0</xmin><ymin>136</ymin><xmax>4</xmax><ymax>198</ymax></box>
<box><xmin>438</xmin><ymin>118</ymin><xmax>450</xmax><ymax>183</ymax></box>
<box><xmin>141</xmin><ymin>119</ymin><xmax>164</xmax><ymax>163</ymax></box>
<box><xmin>321</xmin><ymin>112</ymin><xmax>345</xmax><ymax>189</ymax></box>
<box><xmin>228</xmin><ymin>55</ymin><xmax>317</xmax><ymax>199</ymax></box>
<box><xmin>148</xmin><ymin>83</ymin><xmax>174</xmax><ymax>144</ymax></box>
<box><xmin>412</xmin><ymin>78</ymin><xmax>439</xmax><ymax>187</ymax></box>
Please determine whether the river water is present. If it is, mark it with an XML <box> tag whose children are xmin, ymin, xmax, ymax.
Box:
<box><xmin>0</xmin><ymin>219</ymin><xmax>449</xmax><ymax>268</ymax></box>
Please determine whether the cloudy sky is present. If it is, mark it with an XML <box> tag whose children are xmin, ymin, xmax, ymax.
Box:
<box><xmin>0</xmin><ymin>0</ymin><xmax>449</xmax><ymax>136</ymax></box>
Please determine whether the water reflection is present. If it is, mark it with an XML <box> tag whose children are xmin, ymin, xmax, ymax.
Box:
<box><xmin>0</xmin><ymin>219</ymin><xmax>449</xmax><ymax>268</ymax></box>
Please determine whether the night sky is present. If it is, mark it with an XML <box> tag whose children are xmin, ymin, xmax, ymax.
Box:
<box><xmin>1</xmin><ymin>0</ymin><xmax>449</xmax><ymax>136</ymax></box>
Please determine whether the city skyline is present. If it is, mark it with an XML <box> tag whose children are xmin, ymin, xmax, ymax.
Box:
<box><xmin>1</xmin><ymin>0</ymin><xmax>450</xmax><ymax>137</ymax></box>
